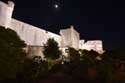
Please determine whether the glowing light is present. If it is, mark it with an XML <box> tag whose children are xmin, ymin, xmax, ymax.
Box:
<box><xmin>54</xmin><ymin>4</ymin><xmax>59</xmax><ymax>9</ymax></box>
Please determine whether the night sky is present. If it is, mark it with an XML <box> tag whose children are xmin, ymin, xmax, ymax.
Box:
<box><xmin>2</xmin><ymin>0</ymin><xmax>125</xmax><ymax>50</ymax></box>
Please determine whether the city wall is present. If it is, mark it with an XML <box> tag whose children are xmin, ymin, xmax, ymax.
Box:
<box><xmin>10</xmin><ymin>19</ymin><xmax>61</xmax><ymax>47</ymax></box>
<box><xmin>9</xmin><ymin>19</ymin><xmax>62</xmax><ymax>57</ymax></box>
<box><xmin>60</xmin><ymin>26</ymin><xmax>80</xmax><ymax>49</ymax></box>
<box><xmin>0</xmin><ymin>1</ymin><xmax>104</xmax><ymax>57</ymax></box>
<box><xmin>79</xmin><ymin>40</ymin><xmax>104</xmax><ymax>54</ymax></box>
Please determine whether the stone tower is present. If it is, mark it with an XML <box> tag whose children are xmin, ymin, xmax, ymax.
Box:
<box><xmin>0</xmin><ymin>1</ymin><xmax>15</xmax><ymax>28</ymax></box>
<box><xmin>60</xmin><ymin>25</ymin><xmax>80</xmax><ymax>49</ymax></box>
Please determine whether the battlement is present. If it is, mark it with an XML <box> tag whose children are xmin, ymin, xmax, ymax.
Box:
<box><xmin>8</xmin><ymin>1</ymin><xmax>15</xmax><ymax>8</ymax></box>
<box><xmin>0</xmin><ymin>0</ymin><xmax>14</xmax><ymax>28</ymax></box>
<box><xmin>0</xmin><ymin>1</ymin><xmax>8</xmax><ymax>7</ymax></box>
<box><xmin>0</xmin><ymin>1</ymin><xmax>14</xmax><ymax>8</ymax></box>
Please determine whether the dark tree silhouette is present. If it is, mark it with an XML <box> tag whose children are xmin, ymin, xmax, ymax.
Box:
<box><xmin>0</xmin><ymin>27</ymin><xmax>26</xmax><ymax>80</ymax></box>
<box><xmin>43</xmin><ymin>38</ymin><xmax>61</xmax><ymax>60</ymax></box>
<box><xmin>67</xmin><ymin>47</ymin><xmax>80</xmax><ymax>61</ymax></box>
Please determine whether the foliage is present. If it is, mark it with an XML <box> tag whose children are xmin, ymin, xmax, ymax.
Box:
<box><xmin>0</xmin><ymin>26</ymin><xmax>125</xmax><ymax>82</ymax></box>
<box><xmin>43</xmin><ymin>38</ymin><xmax>61</xmax><ymax>60</ymax></box>
<box><xmin>101</xmin><ymin>48</ymin><xmax>125</xmax><ymax>83</ymax></box>
<box><xmin>18</xmin><ymin>57</ymin><xmax>48</xmax><ymax>83</ymax></box>
<box><xmin>0</xmin><ymin>27</ymin><xmax>26</xmax><ymax>80</ymax></box>
<box><xmin>43</xmin><ymin>38</ymin><xmax>62</xmax><ymax>71</ymax></box>
<box><xmin>21</xmin><ymin>47</ymin><xmax>125</xmax><ymax>83</ymax></box>
<box><xmin>80</xmin><ymin>49</ymin><xmax>100</xmax><ymax>61</ymax></box>
<box><xmin>67</xmin><ymin>47</ymin><xmax>80</xmax><ymax>61</ymax></box>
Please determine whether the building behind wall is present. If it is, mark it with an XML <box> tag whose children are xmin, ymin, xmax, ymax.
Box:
<box><xmin>0</xmin><ymin>1</ymin><xmax>104</xmax><ymax>58</ymax></box>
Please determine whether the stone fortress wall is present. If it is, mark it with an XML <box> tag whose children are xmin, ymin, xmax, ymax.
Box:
<box><xmin>79</xmin><ymin>40</ymin><xmax>103</xmax><ymax>54</ymax></box>
<box><xmin>60</xmin><ymin>26</ymin><xmax>80</xmax><ymax>49</ymax></box>
<box><xmin>0</xmin><ymin>1</ymin><xmax>104</xmax><ymax>57</ymax></box>
<box><xmin>10</xmin><ymin>19</ymin><xmax>61</xmax><ymax>57</ymax></box>
<box><xmin>10</xmin><ymin>19</ymin><xmax>61</xmax><ymax>47</ymax></box>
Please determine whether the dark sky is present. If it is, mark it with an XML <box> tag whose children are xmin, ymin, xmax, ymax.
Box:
<box><xmin>2</xmin><ymin>0</ymin><xmax>125</xmax><ymax>50</ymax></box>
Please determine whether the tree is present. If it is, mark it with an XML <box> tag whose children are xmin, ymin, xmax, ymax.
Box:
<box><xmin>80</xmin><ymin>50</ymin><xmax>99</xmax><ymax>61</ymax></box>
<box><xmin>101</xmin><ymin>48</ymin><xmax>125</xmax><ymax>82</ymax></box>
<box><xmin>19</xmin><ymin>57</ymin><xmax>48</xmax><ymax>83</ymax></box>
<box><xmin>43</xmin><ymin>38</ymin><xmax>61</xmax><ymax>60</ymax></box>
<box><xmin>79</xmin><ymin>49</ymin><xmax>89</xmax><ymax>60</ymax></box>
<box><xmin>67</xmin><ymin>47</ymin><xmax>80</xmax><ymax>61</ymax></box>
<box><xmin>0</xmin><ymin>27</ymin><xmax>26</xmax><ymax>80</ymax></box>
<box><xmin>43</xmin><ymin>38</ymin><xmax>62</xmax><ymax>70</ymax></box>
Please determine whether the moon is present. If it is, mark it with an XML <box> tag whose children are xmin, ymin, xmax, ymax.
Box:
<box><xmin>54</xmin><ymin>4</ymin><xmax>59</xmax><ymax>9</ymax></box>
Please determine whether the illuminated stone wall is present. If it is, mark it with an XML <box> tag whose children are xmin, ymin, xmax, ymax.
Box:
<box><xmin>9</xmin><ymin>19</ymin><xmax>61</xmax><ymax>57</ymax></box>
<box><xmin>0</xmin><ymin>1</ymin><xmax>14</xmax><ymax>28</ymax></box>
<box><xmin>47</xmin><ymin>31</ymin><xmax>61</xmax><ymax>47</ymax></box>
<box><xmin>60</xmin><ymin>28</ymin><xmax>72</xmax><ymax>47</ymax></box>
<box><xmin>60</xmin><ymin>26</ymin><xmax>80</xmax><ymax>49</ymax></box>
<box><xmin>10</xmin><ymin>19</ymin><xmax>48</xmax><ymax>46</ymax></box>
<box><xmin>79</xmin><ymin>40</ymin><xmax>104</xmax><ymax>54</ymax></box>
<box><xmin>27</xmin><ymin>46</ymin><xmax>44</xmax><ymax>58</ymax></box>
<box><xmin>79</xmin><ymin>40</ymin><xmax>85</xmax><ymax>49</ymax></box>
<box><xmin>10</xmin><ymin>19</ymin><xmax>61</xmax><ymax>47</ymax></box>
<box><xmin>70</xmin><ymin>26</ymin><xmax>80</xmax><ymax>49</ymax></box>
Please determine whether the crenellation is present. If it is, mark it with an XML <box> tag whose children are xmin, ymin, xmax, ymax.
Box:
<box><xmin>8</xmin><ymin>1</ymin><xmax>15</xmax><ymax>8</ymax></box>
<box><xmin>0</xmin><ymin>1</ymin><xmax>14</xmax><ymax>28</ymax></box>
<box><xmin>0</xmin><ymin>1</ymin><xmax>8</xmax><ymax>7</ymax></box>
